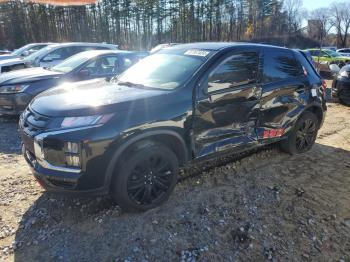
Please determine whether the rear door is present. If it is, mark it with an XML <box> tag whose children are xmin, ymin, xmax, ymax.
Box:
<box><xmin>192</xmin><ymin>49</ymin><xmax>261</xmax><ymax>158</ymax></box>
<box><xmin>258</xmin><ymin>48</ymin><xmax>307</xmax><ymax>141</ymax></box>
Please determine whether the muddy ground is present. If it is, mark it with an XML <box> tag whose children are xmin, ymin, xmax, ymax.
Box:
<box><xmin>0</xmin><ymin>90</ymin><xmax>350</xmax><ymax>261</ymax></box>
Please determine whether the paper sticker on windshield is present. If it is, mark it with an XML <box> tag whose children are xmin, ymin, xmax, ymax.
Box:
<box><xmin>184</xmin><ymin>49</ymin><xmax>210</xmax><ymax>57</ymax></box>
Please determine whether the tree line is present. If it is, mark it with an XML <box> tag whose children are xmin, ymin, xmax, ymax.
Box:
<box><xmin>0</xmin><ymin>0</ymin><xmax>349</xmax><ymax>50</ymax></box>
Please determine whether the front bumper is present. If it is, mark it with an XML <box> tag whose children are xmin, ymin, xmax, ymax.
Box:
<box><xmin>20</xmin><ymin>124</ymin><xmax>115</xmax><ymax>196</ymax></box>
<box><xmin>0</xmin><ymin>92</ymin><xmax>33</xmax><ymax>115</ymax></box>
<box><xmin>332</xmin><ymin>78</ymin><xmax>350</xmax><ymax>102</ymax></box>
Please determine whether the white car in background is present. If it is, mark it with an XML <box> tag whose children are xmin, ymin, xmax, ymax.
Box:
<box><xmin>337</xmin><ymin>48</ymin><xmax>350</xmax><ymax>57</ymax></box>
<box><xmin>0</xmin><ymin>43</ymin><xmax>52</xmax><ymax>61</ymax></box>
<box><xmin>0</xmin><ymin>58</ymin><xmax>28</xmax><ymax>73</ymax></box>
<box><xmin>0</xmin><ymin>42</ymin><xmax>119</xmax><ymax>74</ymax></box>
<box><xmin>25</xmin><ymin>42</ymin><xmax>119</xmax><ymax>68</ymax></box>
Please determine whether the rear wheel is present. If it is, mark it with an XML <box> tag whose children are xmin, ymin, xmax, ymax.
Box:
<box><xmin>280</xmin><ymin>112</ymin><xmax>319</xmax><ymax>155</ymax></box>
<box><xmin>111</xmin><ymin>142</ymin><xmax>179</xmax><ymax>212</ymax></box>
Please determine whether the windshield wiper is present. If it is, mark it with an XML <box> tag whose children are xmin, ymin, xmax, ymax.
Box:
<box><xmin>117</xmin><ymin>81</ymin><xmax>148</xmax><ymax>89</ymax></box>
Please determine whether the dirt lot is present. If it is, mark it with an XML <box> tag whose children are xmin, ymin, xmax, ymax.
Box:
<box><xmin>0</xmin><ymin>90</ymin><xmax>350</xmax><ymax>261</ymax></box>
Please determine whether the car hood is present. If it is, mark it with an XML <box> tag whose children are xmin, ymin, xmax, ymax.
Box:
<box><xmin>0</xmin><ymin>54</ymin><xmax>17</xmax><ymax>61</ymax></box>
<box><xmin>30</xmin><ymin>79</ymin><xmax>170</xmax><ymax>117</ymax></box>
<box><xmin>0</xmin><ymin>67</ymin><xmax>63</xmax><ymax>85</ymax></box>
<box><xmin>0</xmin><ymin>58</ymin><xmax>24</xmax><ymax>67</ymax></box>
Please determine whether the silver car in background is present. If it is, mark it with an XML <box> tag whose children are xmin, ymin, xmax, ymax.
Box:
<box><xmin>0</xmin><ymin>42</ymin><xmax>119</xmax><ymax>74</ymax></box>
<box><xmin>24</xmin><ymin>42</ymin><xmax>119</xmax><ymax>68</ymax></box>
<box><xmin>0</xmin><ymin>43</ymin><xmax>52</xmax><ymax>61</ymax></box>
<box><xmin>337</xmin><ymin>48</ymin><xmax>350</xmax><ymax>57</ymax></box>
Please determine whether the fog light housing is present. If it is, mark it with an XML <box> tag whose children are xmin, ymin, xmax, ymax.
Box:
<box><xmin>64</xmin><ymin>142</ymin><xmax>81</xmax><ymax>167</ymax></box>
<box><xmin>66</xmin><ymin>155</ymin><xmax>80</xmax><ymax>167</ymax></box>
<box><xmin>65</xmin><ymin>142</ymin><xmax>79</xmax><ymax>154</ymax></box>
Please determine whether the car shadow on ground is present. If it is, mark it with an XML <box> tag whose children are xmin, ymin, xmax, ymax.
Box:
<box><xmin>0</xmin><ymin>115</ymin><xmax>21</xmax><ymax>155</ymax></box>
<box><xmin>12</xmin><ymin>143</ymin><xmax>350</xmax><ymax>261</ymax></box>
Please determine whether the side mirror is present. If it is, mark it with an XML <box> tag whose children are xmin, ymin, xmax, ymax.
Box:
<box><xmin>78</xmin><ymin>69</ymin><xmax>90</xmax><ymax>78</ymax></box>
<box><xmin>329</xmin><ymin>64</ymin><xmax>341</xmax><ymax>75</ymax></box>
<box><xmin>21</xmin><ymin>51</ymin><xmax>29</xmax><ymax>57</ymax></box>
<box><xmin>42</xmin><ymin>57</ymin><xmax>53</xmax><ymax>63</ymax></box>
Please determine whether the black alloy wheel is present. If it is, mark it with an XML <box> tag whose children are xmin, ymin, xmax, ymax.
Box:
<box><xmin>280</xmin><ymin>111</ymin><xmax>319</xmax><ymax>154</ymax></box>
<box><xmin>111</xmin><ymin>142</ymin><xmax>179</xmax><ymax>211</ymax></box>
<box><xmin>127</xmin><ymin>154</ymin><xmax>174</xmax><ymax>205</ymax></box>
<box><xmin>295</xmin><ymin>118</ymin><xmax>317</xmax><ymax>151</ymax></box>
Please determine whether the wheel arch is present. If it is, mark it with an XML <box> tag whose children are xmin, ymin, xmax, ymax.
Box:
<box><xmin>104</xmin><ymin>129</ymin><xmax>189</xmax><ymax>190</ymax></box>
<box><xmin>303</xmin><ymin>104</ymin><xmax>324</xmax><ymax>128</ymax></box>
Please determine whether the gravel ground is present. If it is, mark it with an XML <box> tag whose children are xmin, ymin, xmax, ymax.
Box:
<box><xmin>0</xmin><ymin>89</ymin><xmax>350</xmax><ymax>261</ymax></box>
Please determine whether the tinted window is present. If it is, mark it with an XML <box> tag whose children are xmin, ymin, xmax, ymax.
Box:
<box><xmin>295</xmin><ymin>51</ymin><xmax>320</xmax><ymax>79</ymax></box>
<box><xmin>208</xmin><ymin>51</ymin><xmax>258</xmax><ymax>93</ymax></box>
<box><xmin>51</xmin><ymin>51</ymin><xmax>98</xmax><ymax>73</ymax></box>
<box><xmin>82</xmin><ymin>56</ymin><xmax>119</xmax><ymax>76</ymax></box>
<box><xmin>42</xmin><ymin>47</ymin><xmax>72</xmax><ymax>61</ymax></box>
<box><xmin>263</xmin><ymin>50</ymin><xmax>302</xmax><ymax>83</ymax></box>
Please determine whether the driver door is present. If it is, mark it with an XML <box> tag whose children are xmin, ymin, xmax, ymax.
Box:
<box><xmin>75</xmin><ymin>56</ymin><xmax>120</xmax><ymax>81</ymax></box>
<box><xmin>192</xmin><ymin>50</ymin><xmax>262</xmax><ymax>158</ymax></box>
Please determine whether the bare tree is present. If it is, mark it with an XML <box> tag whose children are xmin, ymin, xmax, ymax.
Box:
<box><xmin>331</xmin><ymin>1</ymin><xmax>350</xmax><ymax>48</ymax></box>
<box><xmin>309</xmin><ymin>7</ymin><xmax>334</xmax><ymax>47</ymax></box>
<box><xmin>283</xmin><ymin>0</ymin><xmax>303</xmax><ymax>33</ymax></box>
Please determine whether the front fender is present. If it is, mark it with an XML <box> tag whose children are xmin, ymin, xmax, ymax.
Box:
<box><xmin>103</xmin><ymin>128</ymin><xmax>189</xmax><ymax>191</ymax></box>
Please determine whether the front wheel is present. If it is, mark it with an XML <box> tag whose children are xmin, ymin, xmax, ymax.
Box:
<box><xmin>111</xmin><ymin>142</ymin><xmax>179</xmax><ymax>212</ymax></box>
<box><xmin>280</xmin><ymin>112</ymin><xmax>319</xmax><ymax>155</ymax></box>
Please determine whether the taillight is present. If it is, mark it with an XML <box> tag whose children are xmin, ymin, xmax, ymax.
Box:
<box><xmin>321</xmin><ymin>80</ymin><xmax>327</xmax><ymax>97</ymax></box>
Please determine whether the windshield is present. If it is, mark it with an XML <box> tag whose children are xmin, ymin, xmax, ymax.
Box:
<box><xmin>325</xmin><ymin>50</ymin><xmax>341</xmax><ymax>57</ymax></box>
<box><xmin>51</xmin><ymin>52</ymin><xmax>96</xmax><ymax>73</ymax></box>
<box><xmin>12</xmin><ymin>44</ymin><xmax>33</xmax><ymax>56</ymax></box>
<box><xmin>118</xmin><ymin>50</ymin><xmax>211</xmax><ymax>90</ymax></box>
<box><xmin>24</xmin><ymin>46</ymin><xmax>54</xmax><ymax>62</ymax></box>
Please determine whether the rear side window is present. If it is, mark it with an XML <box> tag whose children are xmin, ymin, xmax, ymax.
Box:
<box><xmin>263</xmin><ymin>50</ymin><xmax>302</xmax><ymax>83</ymax></box>
<box><xmin>208</xmin><ymin>51</ymin><xmax>258</xmax><ymax>93</ymax></box>
<box><xmin>295</xmin><ymin>51</ymin><xmax>321</xmax><ymax>79</ymax></box>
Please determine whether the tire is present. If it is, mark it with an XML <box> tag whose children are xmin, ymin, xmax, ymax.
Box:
<box><xmin>280</xmin><ymin>112</ymin><xmax>319</xmax><ymax>155</ymax></box>
<box><xmin>339</xmin><ymin>97</ymin><xmax>350</xmax><ymax>106</ymax></box>
<box><xmin>111</xmin><ymin>142</ymin><xmax>179</xmax><ymax>212</ymax></box>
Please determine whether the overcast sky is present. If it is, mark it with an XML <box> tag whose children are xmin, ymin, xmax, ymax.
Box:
<box><xmin>303</xmin><ymin>0</ymin><xmax>332</xmax><ymax>11</ymax></box>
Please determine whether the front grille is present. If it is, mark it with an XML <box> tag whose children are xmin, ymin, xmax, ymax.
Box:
<box><xmin>22</xmin><ymin>107</ymin><xmax>51</xmax><ymax>136</ymax></box>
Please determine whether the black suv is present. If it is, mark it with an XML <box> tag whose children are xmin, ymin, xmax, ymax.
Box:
<box><xmin>19</xmin><ymin>43</ymin><xmax>327</xmax><ymax>211</ymax></box>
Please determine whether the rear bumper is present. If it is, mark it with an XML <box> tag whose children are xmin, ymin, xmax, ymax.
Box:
<box><xmin>0</xmin><ymin>93</ymin><xmax>32</xmax><ymax>115</ymax></box>
<box><xmin>332</xmin><ymin>78</ymin><xmax>350</xmax><ymax>102</ymax></box>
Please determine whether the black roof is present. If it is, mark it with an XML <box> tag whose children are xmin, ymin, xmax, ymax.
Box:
<box><xmin>167</xmin><ymin>42</ymin><xmax>290</xmax><ymax>52</ymax></box>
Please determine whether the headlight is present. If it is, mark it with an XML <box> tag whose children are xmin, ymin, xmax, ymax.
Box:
<box><xmin>340</xmin><ymin>70</ymin><xmax>350</xmax><ymax>78</ymax></box>
<box><xmin>61</xmin><ymin>114</ymin><xmax>114</xmax><ymax>128</ymax></box>
<box><xmin>0</xmin><ymin>84</ymin><xmax>29</xmax><ymax>94</ymax></box>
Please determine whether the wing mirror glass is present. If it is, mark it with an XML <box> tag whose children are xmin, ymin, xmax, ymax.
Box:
<box><xmin>78</xmin><ymin>69</ymin><xmax>90</xmax><ymax>78</ymax></box>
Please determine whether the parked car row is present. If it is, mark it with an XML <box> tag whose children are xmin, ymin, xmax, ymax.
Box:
<box><xmin>0</xmin><ymin>42</ymin><xmax>119</xmax><ymax>74</ymax></box>
<box><xmin>0</xmin><ymin>43</ymin><xmax>147</xmax><ymax>115</ymax></box>
<box><xmin>12</xmin><ymin>42</ymin><xmax>328</xmax><ymax>211</ymax></box>
<box><xmin>0</xmin><ymin>43</ymin><xmax>51</xmax><ymax>61</ymax></box>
